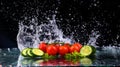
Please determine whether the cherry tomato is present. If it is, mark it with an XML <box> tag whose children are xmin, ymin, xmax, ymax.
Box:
<box><xmin>39</xmin><ymin>42</ymin><xmax>47</xmax><ymax>52</ymax></box>
<box><xmin>59</xmin><ymin>46</ymin><xmax>69</xmax><ymax>56</ymax></box>
<box><xmin>55</xmin><ymin>43</ymin><xmax>60</xmax><ymax>51</ymax></box>
<box><xmin>46</xmin><ymin>45</ymin><xmax>58</xmax><ymax>55</ymax></box>
<box><xmin>70</xmin><ymin>45</ymin><xmax>80</xmax><ymax>53</ymax></box>
<box><xmin>63</xmin><ymin>43</ymin><xmax>71</xmax><ymax>53</ymax></box>
<box><xmin>50</xmin><ymin>43</ymin><xmax>60</xmax><ymax>53</ymax></box>
<box><xmin>73</xmin><ymin>42</ymin><xmax>82</xmax><ymax>49</ymax></box>
<box><xmin>64</xmin><ymin>43</ymin><xmax>71</xmax><ymax>48</ymax></box>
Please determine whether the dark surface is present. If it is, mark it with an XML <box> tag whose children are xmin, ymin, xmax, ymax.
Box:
<box><xmin>0</xmin><ymin>0</ymin><xmax>120</xmax><ymax>48</ymax></box>
<box><xmin>0</xmin><ymin>47</ymin><xmax>120</xmax><ymax>66</ymax></box>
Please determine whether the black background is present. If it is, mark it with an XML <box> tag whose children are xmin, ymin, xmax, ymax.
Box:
<box><xmin>0</xmin><ymin>0</ymin><xmax>120</xmax><ymax>48</ymax></box>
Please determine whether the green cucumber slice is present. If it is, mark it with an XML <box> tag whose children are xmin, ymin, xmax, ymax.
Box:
<box><xmin>31</xmin><ymin>48</ymin><xmax>44</xmax><ymax>57</ymax></box>
<box><xmin>21</xmin><ymin>48</ymin><xmax>30</xmax><ymax>57</ymax></box>
<box><xmin>27</xmin><ymin>48</ymin><xmax>33</xmax><ymax>57</ymax></box>
<box><xmin>80</xmin><ymin>45</ymin><xmax>96</xmax><ymax>57</ymax></box>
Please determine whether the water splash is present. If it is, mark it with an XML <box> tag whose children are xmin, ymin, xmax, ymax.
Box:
<box><xmin>17</xmin><ymin>15</ymin><xmax>74</xmax><ymax>51</ymax></box>
<box><xmin>87</xmin><ymin>30</ymin><xmax>100</xmax><ymax>47</ymax></box>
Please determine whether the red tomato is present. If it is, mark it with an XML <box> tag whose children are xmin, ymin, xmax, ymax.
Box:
<box><xmin>70</xmin><ymin>45</ymin><xmax>80</xmax><ymax>53</ymax></box>
<box><xmin>46</xmin><ymin>45</ymin><xmax>58</xmax><ymax>55</ymax></box>
<box><xmin>39</xmin><ymin>42</ymin><xmax>47</xmax><ymax>52</ymax></box>
<box><xmin>59</xmin><ymin>46</ymin><xmax>69</xmax><ymax>56</ymax></box>
<box><xmin>50</xmin><ymin>43</ymin><xmax>60</xmax><ymax>53</ymax></box>
<box><xmin>73</xmin><ymin>42</ymin><xmax>82</xmax><ymax>49</ymax></box>
<box><xmin>55</xmin><ymin>43</ymin><xmax>60</xmax><ymax>51</ymax></box>
<box><xmin>63</xmin><ymin>43</ymin><xmax>71</xmax><ymax>53</ymax></box>
<box><xmin>64</xmin><ymin>43</ymin><xmax>71</xmax><ymax>48</ymax></box>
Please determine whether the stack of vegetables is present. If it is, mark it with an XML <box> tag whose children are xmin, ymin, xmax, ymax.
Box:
<box><xmin>21</xmin><ymin>42</ymin><xmax>96</xmax><ymax>59</ymax></box>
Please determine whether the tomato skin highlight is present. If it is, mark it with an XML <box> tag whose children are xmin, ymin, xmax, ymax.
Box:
<box><xmin>59</xmin><ymin>46</ymin><xmax>69</xmax><ymax>56</ymax></box>
<box><xmin>39</xmin><ymin>42</ymin><xmax>47</xmax><ymax>52</ymax></box>
<box><xmin>70</xmin><ymin>45</ymin><xmax>80</xmax><ymax>53</ymax></box>
<box><xmin>46</xmin><ymin>45</ymin><xmax>58</xmax><ymax>56</ymax></box>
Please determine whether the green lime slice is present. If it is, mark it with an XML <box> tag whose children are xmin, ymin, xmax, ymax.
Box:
<box><xmin>80</xmin><ymin>45</ymin><xmax>93</xmax><ymax>57</ymax></box>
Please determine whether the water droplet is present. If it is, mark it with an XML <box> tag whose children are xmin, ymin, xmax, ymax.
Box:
<box><xmin>94</xmin><ymin>3</ymin><xmax>97</xmax><ymax>6</ymax></box>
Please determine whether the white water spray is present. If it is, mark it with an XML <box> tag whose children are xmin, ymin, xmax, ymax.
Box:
<box><xmin>87</xmin><ymin>30</ymin><xmax>100</xmax><ymax>47</ymax></box>
<box><xmin>17</xmin><ymin>15</ymin><xmax>74</xmax><ymax>51</ymax></box>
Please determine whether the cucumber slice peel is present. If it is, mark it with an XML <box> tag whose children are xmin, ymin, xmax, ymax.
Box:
<box><xmin>27</xmin><ymin>48</ymin><xmax>33</xmax><ymax>57</ymax></box>
<box><xmin>31</xmin><ymin>48</ymin><xmax>44</xmax><ymax>56</ymax></box>
<box><xmin>21</xmin><ymin>48</ymin><xmax>30</xmax><ymax>57</ymax></box>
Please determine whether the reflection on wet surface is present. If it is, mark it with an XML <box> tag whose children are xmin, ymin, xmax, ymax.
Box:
<box><xmin>0</xmin><ymin>47</ymin><xmax>120</xmax><ymax>66</ymax></box>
